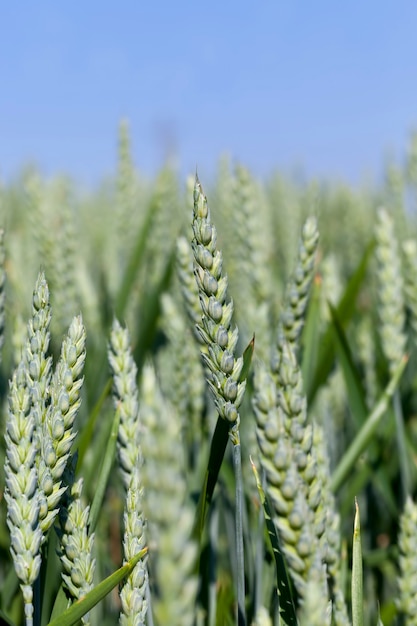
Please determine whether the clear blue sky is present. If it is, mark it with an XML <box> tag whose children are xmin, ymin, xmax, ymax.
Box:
<box><xmin>2</xmin><ymin>1</ymin><xmax>417</xmax><ymax>185</ymax></box>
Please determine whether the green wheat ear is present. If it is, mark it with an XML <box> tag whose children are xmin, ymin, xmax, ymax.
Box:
<box><xmin>273</xmin><ymin>214</ymin><xmax>319</xmax><ymax>365</ymax></box>
<box><xmin>5</xmin><ymin>273</ymin><xmax>54</xmax><ymax>625</ymax></box>
<box><xmin>228</xmin><ymin>165</ymin><xmax>272</xmax><ymax>363</ymax></box>
<box><xmin>253</xmin><ymin>350</ymin><xmax>350</xmax><ymax>626</ymax></box>
<box><xmin>396</xmin><ymin>497</ymin><xmax>417</xmax><ymax>624</ymax></box>
<box><xmin>119</xmin><ymin>466</ymin><xmax>148</xmax><ymax>626</ymax></box>
<box><xmin>4</xmin><ymin>360</ymin><xmax>43</xmax><ymax>626</ymax></box>
<box><xmin>108</xmin><ymin>317</ymin><xmax>148</xmax><ymax>625</ymax></box>
<box><xmin>191</xmin><ymin>174</ymin><xmax>246</xmax><ymax>437</ymax></box>
<box><xmin>298</xmin><ymin>557</ymin><xmax>331</xmax><ymax>626</ymax></box>
<box><xmin>108</xmin><ymin>317</ymin><xmax>142</xmax><ymax>489</ymax></box>
<box><xmin>375</xmin><ymin>207</ymin><xmax>410</xmax><ymax>499</ymax></box>
<box><xmin>4</xmin><ymin>272</ymin><xmax>87</xmax><ymax>625</ymax></box>
<box><xmin>116</xmin><ymin>119</ymin><xmax>137</xmax><ymax>251</ymax></box>
<box><xmin>56</xmin><ymin>472</ymin><xmax>96</xmax><ymax>626</ymax></box>
<box><xmin>190</xmin><ymin>174</ymin><xmax>248</xmax><ymax>622</ymax></box>
<box><xmin>375</xmin><ymin>207</ymin><xmax>407</xmax><ymax>374</ymax></box>
<box><xmin>20</xmin><ymin>272</ymin><xmax>55</xmax><ymax>534</ymax></box>
<box><xmin>252</xmin><ymin>360</ymin><xmax>320</xmax><ymax>597</ymax></box>
<box><xmin>42</xmin><ymin>313</ymin><xmax>86</xmax><ymax>531</ymax></box>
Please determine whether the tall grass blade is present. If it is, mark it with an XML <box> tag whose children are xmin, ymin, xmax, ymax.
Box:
<box><xmin>81</xmin><ymin>404</ymin><xmax>113</xmax><ymax>498</ymax></box>
<box><xmin>0</xmin><ymin>568</ymin><xmax>19</xmax><ymax>617</ymax></box>
<box><xmin>87</xmin><ymin>408</ymin><xmax>120</xmax><ymax>533</ymax></box>
<box><xmin>40</xmin><ymin>532</ymin><xmax>60</xmax><ymax>626</ymax></box>
<box><xmin>0</xmin><ymin>610</ymin><xmax>16</xmax><ymax>626</ymax></box>
<box><xmin>76</xmin><ymin>378</ymin><xmax>112</xmax><ymax>470</ymax></box>
<box><xmin>48</xmin><ymin>587</ymin><xmax>69</xmax><ymax>625</ymax></box>
<box><xmin>46</xmin><ymin>548</ymin><xmax>148</xmax><ymax>626</ymax></box>
<box><xmin>193</xmin><ymin>416</ymin><xmax>229</xmax><ymax>543</ymax></box>
<box><xmin>133</xmin><ymin>245</ymin><xmax>175</xmax><ymax>373</ymax></box>
<box><xmin>115</xmin><ymin>196</ymin><xmax>156</xmax><ymax>320</ymax></box>
<box><xmin>241</xmin><ymin>335</ymin><xmax>255</xmax><ymax>384</ymax></box>
<box><xmin>330</xmin><ymin>314</ymin><xmax>399</xmax><ymax>525</ymax></box>
<box><xmin>331</xmin><ymin>355</ymin><xmax>408</xmax><ymax>493</ymax></box>
<box><xmin>328</xmin><ymin>303</ymin><xmax>368</xmax><ymax>427</ymax></box>
<box><xmin>301</xmin><ymin>274</ymin><xmax>322</xmax><ymax>396</ymax></box>
<box><xmin>307</xmin><ymin>239</ymin><xmax>374</xmax><ymax>404</ymax></box>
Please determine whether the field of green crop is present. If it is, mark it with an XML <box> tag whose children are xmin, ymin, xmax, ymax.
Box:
<box><xmin>1</xmin><ymin>122</ymin><xmax>417</xmax><ymax>625</ymax></box>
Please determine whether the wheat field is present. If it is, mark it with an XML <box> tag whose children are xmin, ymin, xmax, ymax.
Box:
<box><xmin>1</xmin><ymin>124</ymin><xmax>417</xmax><ymax>625</ymax></box>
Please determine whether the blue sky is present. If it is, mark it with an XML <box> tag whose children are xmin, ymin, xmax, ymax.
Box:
<box><xmin>2</xmin><ymin>1</ymin><xmax>417</xmax><ymax>185</ymax></box>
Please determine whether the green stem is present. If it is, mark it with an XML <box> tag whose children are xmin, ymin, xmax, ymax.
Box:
<box><xmin>393</xmin><ymin>388</ymin><xmax>410</xmax><ymax>504</ymax></box>
<box><xmin>208</xmin><ymin>504</ymin><xmax>219</xmax><ymax>626</ymax></box>
<box><xmin>254</xmin><ymin>501</ymin><xmax>264</xmax><ymax>621</ymax></box>
<box><xmin>233</xmin><ymin>436</ymin><xmax>246</xmax><ymax>626</ymax></box>
<box><xmin>33</xmin><ymin>575</ymin><xmax>40</xmax><ymax>626</ymax></box>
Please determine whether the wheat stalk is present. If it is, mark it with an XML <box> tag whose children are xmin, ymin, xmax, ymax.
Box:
<box><xmin>108</xmin><ymin>317</ymin><xmax>149</xmax><ymax>624</ymax></box>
